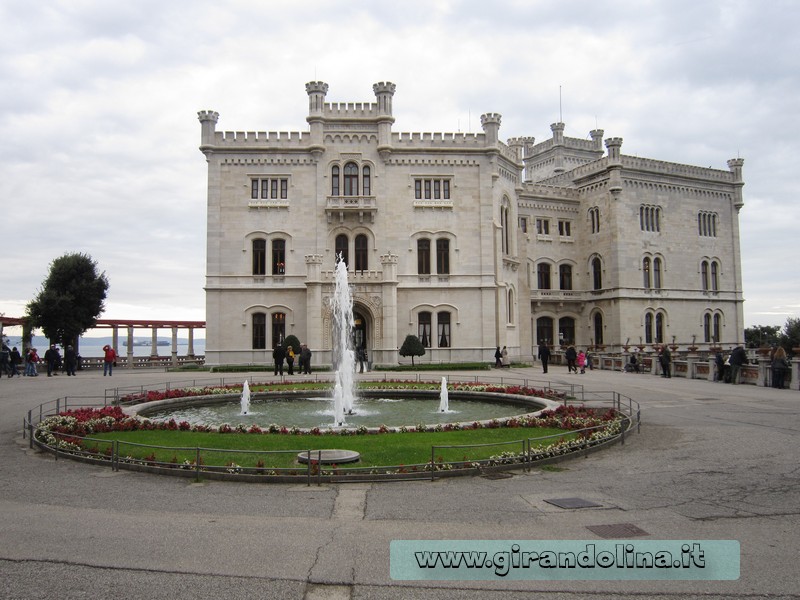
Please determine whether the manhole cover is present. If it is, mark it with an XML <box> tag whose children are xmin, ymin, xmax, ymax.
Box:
<box><xmin>481</xmin><ymin>472</ymin><xmax>513</xmax><ymax>480</ymax></box>
<box><xmin>544</xmin><ymin>497</ymin><xmax>603</xmax><ymax>509</ymax></box>
<box><xmin>586</xmin><ymin>523</ymin><xmax>649</xmax><ymax>538</ymax></box>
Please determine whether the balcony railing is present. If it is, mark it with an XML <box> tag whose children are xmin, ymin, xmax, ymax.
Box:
<box><xmin>326</xmin><ymin>195</ymin><xmax>377</xmax><ymax>223</ymax></box>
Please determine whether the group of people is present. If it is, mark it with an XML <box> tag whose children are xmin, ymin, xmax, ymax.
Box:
<box><xmin>534</xmin><ymin>342</ymin><xmax>592</xmax><ymax>374</ymax></box>
<box><xmin>493</xmin><ymin>346</ymin><xmax>511</xmax><ymax>368</ymax></box>
<box><xmin>0</xmin><ymin>344</ymin><xmax>22</xmax><ymax>377</ymax></box>
<box><xmin>272</xmin><ymin>342</ymin><xmax>312</xmax><ymax>376</ymax></box>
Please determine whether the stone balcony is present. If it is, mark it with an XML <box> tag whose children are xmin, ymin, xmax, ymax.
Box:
<box><xmin>325</xmin><ymin>195</ymin><xmax>377</xmax><ymax>223</ymax></box>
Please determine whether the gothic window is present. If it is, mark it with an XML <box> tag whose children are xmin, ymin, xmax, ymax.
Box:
<box><xmin>558</xmin><ymin>220</ymin><xmax>571</xmax><ymax>237</ymax></box>
<box><xmin>536</xmin><ymin>317</ymin><xmax>554</xmax><ymax>346</ymax></box>
<box><xmin>418</xmin><ymin>311</ymin><xmax>432</xmax><ymax>347</ymax></box>
<box><xmin>507</xmin><ymin>288</ymin><xmax>514</xmax><ymax>324</ymax></box>
<box><xmin>645</xmin><ymin>312</ymin><xmax>653</xmax><ymax>344</ymax></box>
<box><xmin>640</xmin><ymin>204</ymin><xmax>662</xmax><ymax>232</ymax></box>
<box><xmin>436</xmin><ymin>238</ymin><xmax>450</xmax><ymax>275</ymax></box>
<box><xmin>362</xmin><ymin>165</ymin><xmax>371</xmax><ymax>196</ymax></box>
<box><xmin>536</xmin><ymin>218</ymin><xmax>550</xmax><ymax>235</ymax></box>
<box><xmin>271</xmin><ymin>239</ymin><xmax>285</xmax><ymax>275</ymax></box>
<box><xmin>437</xmin><ymin>311</ymin><xmax>451</xmax><ymax>348</ymax></box>
<box><xmin>701</xmin><ymin>260</ymin><xmax>709</xmax><ymax>291</ymax></box>
<box><xmin>537</xmin><ymin>263</ymin><xmax>551</xmax><ymax>290</ymax></box>
<box><xmin>331</xmin><ymin>166</ymin><xmax>340</xmax><ymax>196</ymax></box>
<box><xmin>250</xmin><ymin>178</ymin><xmax>289</xmax><ymax>200</ymax></box>
<box><xmin>704</xmin><ymin>313</ymin><xmax>712</xmax><ymax>343</ymax></box>
<box><xmin>710</xmin><ymin>261</ymin><xmax>719</xmax><ymax>291</ymax></box>
<box><xmin>559</xmin><ymin>317</ymin><xmax>575</xmax><ymax>346</ymax></box>
<box><xmin>589</xmin><ymin>206</ymin><xmax>600</xmax><ymax>234</ymax></box>
<box><xmin>252</xmin><ymin>239</ymin><xmax>266</xmax><ymax>275</ymax></box>
<box><xmin>643</xmin><ymin>257</ymin><xmax>652</xmax><ymax>289</ymax></box>
<box><xmin>271</xmin><ymin>313</ymin><xmax>285</xmax><ymax>348</ymax></box>
<box><xmin>559</xmin><ymin>264</ymin><xmax>572</xmax><ymax>290</ymax></box>
<box><xmin>417</xmin><ymin>238</ymin><xmax>431</xmax><ymax>275</ymax></box>
<box><xmin>592</xmin><ymin>257</ymin><xmax>602</xmax><ymax>290</ymax></box>
<box><xmin>354</xmin><ymin>234</ymin><xmax>368</xmax><ymax>272</ymax></box>
<box><xmin>335</xmin><ymin>234</ymin><xmax>348</xmax><ymax>267</ymax></box>
<box><xmin>698</xmin><ymin>211</ymin><xmax>718</xmax><ymax>237</ymax></box>
<box><xmin>252</xmin><ymin>312</ymin><xmax>266</xmax><ymax>349</ymax></box>
<box><xmin>653</xmin><ymin>257</ymin><xmax>663</xmax><ymax>289</ymax></box>
<box><xmin>594</xmin><ymin>312</ymin><xmax>604</xmax><ymax>345</ymax></box>
<box><xmin>713</xmin><ymin>313</ymin><xmax>721</xmax><ymax>343</ymax></box>
<box><xmin>655</xmin><ymin>312</ymin><xmax>664</xmax><ymax>343</ymax></box>
<box><xmin>343</xmin><ymin>162</ymin><xmax>358</xmax><ymax>196</ymax></box>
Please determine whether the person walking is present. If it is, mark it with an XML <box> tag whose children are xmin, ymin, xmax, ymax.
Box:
<box><xmin>729</xmin><ymin>345</ymin><xmax>746</xmax><ymax>384</ymax></box>
<box><xmin>102</xmin><ymin>344</ymin><xmax>117</xmax><ymax>376</ymax></box>
<box><xmin>501</xmin><ymin>346</ymin><xmax>510</xmax><ymax>368</ymax></box>
<box><xmin>565</xmin><ymin>345</ymin><xmax>577</xmax><ymax>373</ymax></box>
<box><xmin>300</xmin><ymin>344</ymin><xmax>312</xmax><ymax>374</ymax></box>
<box><xmin>537</xmin><ymin>341</ymin><xmax>551</xmax><ymax>374</ymax></box>
<box><xmin>9</xmin><ymin>347</ymin><xmax>21</xmax><ymax>377</ymax></box>
<box><xmin>494</xmin><ymin>346</ymin><xmax>502</xmax><ymax>368</ymax></box>
<box><xmin>272</xmin><ymin>342</ymin><xmax>285</xmax><ymax>376</ymax></box>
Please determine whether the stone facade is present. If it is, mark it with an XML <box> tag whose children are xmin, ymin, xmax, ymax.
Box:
<box><xmin>198</xmin><ymin>81</ymin><xmax>744</xmax><ymax>367</ymax></box>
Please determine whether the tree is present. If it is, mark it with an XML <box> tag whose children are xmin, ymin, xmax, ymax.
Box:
<box><xmin>744</xmin><ymin>325</ymin><xmax>780</xmax><ymax>349</ymax></box>
<box><xmin>26</xmin><ymin>253</ymin><xmax>109</xmax><ymax>347</ymax></box>
<box><xmin>283</xmin><ymin>334</ymin><xmax>301</xmax><ymax>355</ymax></box>
<box><xmin>780</xmin><ymin>317</ymin><xmax>800</xmax><ymax>354</ymax></box>
<box><xmin>399</xmin><ymin>334</ymin><xmax>425</xmax><ymax>365</ymax></box>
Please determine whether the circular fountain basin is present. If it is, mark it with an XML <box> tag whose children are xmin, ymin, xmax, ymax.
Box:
<box><xmin>131</xmin><ymin>390</ymin><xmax>551</xmax><ymax>431</ymax></box>
<box><xmin>297</xmin><ymin>449</ymin><xmax>361</xmax><ymax>464</ymax></box>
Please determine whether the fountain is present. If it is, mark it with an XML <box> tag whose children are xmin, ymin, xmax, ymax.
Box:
<box><xmin>330</xmin><ymin>257</ymin><xmax>357</xmax><ymax>426</ymax></box>
<box><xmin>240</xmin><ymin>380</ymin><xmax>251</xmax><ymax>415</ymax></box>
<box><xmin>438</xmin><ymin>376</ymin><xmax>450</xmax><ymax>413</ymax></box>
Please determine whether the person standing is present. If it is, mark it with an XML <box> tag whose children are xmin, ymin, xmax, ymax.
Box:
<box><xmin>658</xmin><ymin>345</ymin><xmax>672</xmax><ymax>378</ymax></box>
<box><xmin>358</xmin><ymin>345</ymin><xmax>368</xmax><ymax>373</ymax></box>
<box><xmin>0</xmin><ymin>344</ymin><xmax>11</xmax><ymax>377</ymax></box>
<box><xmin>771</xmin><ymin>346</ymin><xmax>789</xmax><ymax>389</ymax></box>
<box><xmin>494</xmin><ymin>346</ymin><xmax>502</xmax><ymax>368</ymax></box>
<box><xmin>577</xmin><ymin>349</ymin><xmax>586</xmax><ymax>374</ymax></box>
<box><xmin>44</xmin><ymin>344</ymin><xmax>58</xmax><ymax>377</ymax></box>
<box><xmin>272</xmin><ymin>342</ymin><xmax>285</xmax><ymax>376</ymax></box>
<box><xmin>565</xmin><ymin>345</ymin><xmax>577</xmax><ymax>373</ymax></box>
<box><xmin>301</xmin><ymin>344</ymin><xmax>312</xmax><ymax>374</ymax></box>
<box><xmin>729</xmin><ymin>345</ymin><xmax>746</xmax><ymax>384</ymax></box>
<box><xmin>9</xmin><ymin>347</ymin><xmax>21</xmax><ymax>377</ymax></box>
<box><xmin>286</xmin><ymin>344</ymin><xmax>295</xmax><ymax>375</ymax></box>
<box><xmin>64</xmin><ymin>345</ymin><xmax>77</xmax><ymax>376</ymax></box>
<box><xmin>714</xmin><ymin>351</ymin><xmax>725</xmax><ymax>382</ymax></box>
<box><xmin>102</xmin><ymin>344</ymin><xmax>117</xmax><ymax>376</ymax></box>
<box><xmin>501</xmin><ymin>346</ymin><xmax>510</xmax><ymax>368</ymax></box>
<box><xmin>25</xmin><ymin>348</ymin><xmax>39</xmax><ymax>376</ymax></box>
<box><xmin>537</xmin><ymin>341</ymin><xmax>551</xmax><ymax>374</ymax></box>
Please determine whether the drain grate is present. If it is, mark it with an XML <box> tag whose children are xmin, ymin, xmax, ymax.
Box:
<box><xmin>544</xmin><ymin>497</ymin><xmax>602</xmax><ymax>509</ymax></box>
<box><xmin>586</xmin><ymin>523</ymin><xmax>650</xmax><ymax>538</ymax></box>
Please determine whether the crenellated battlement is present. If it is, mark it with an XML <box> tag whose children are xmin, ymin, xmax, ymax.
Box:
<box><xmin>391</xmin><ymin>131</ymin><xmax>486</xmax><ymax>147</ymax></box>
<box><xmin>519</xmin><ymin>182</ymin><xmax>582</xmax><ymax>200</ymax></box>
<box><xmin>322</xmin><ymin>102</ymin><xmax>380</xmax><ymax>119</ymax></box>
<box><xmin>213</xmin><ymin>130</ymin><xmax>310</xmax><ymax>146</ymax></box>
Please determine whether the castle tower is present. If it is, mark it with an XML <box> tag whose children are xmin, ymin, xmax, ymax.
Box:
<box><xmin>551</xmin><ymin>122</ymin><xmax>565</xmax><ymax>173</ymax></box>
<box><xmin>480</xmin><ymin>113</ymin><xmax>502</xmax><ymax>146</ymax></box>
<box><xmin>605</xmin><ymin>137</ymin><xmax>624</xmax><ymax>196</ymax></box>
<box><xmin>727</xmin><ymin>158</ymin><xmax>745</xmax><ymax>211</ymax></box>
<box><xmin>373</xmin><ymin>81</ymin><xmax>396</xmax><ymax>157</ymax></box>
<box><xmin>197</xmin><ymin>110</ymin><xmax>219</xmax><ymax>153</ymax></box>
<box><xmin>305</xmin><ymin>81</ymin><xmax>329</xmax><ymax>150</ymax></box>
<box><xmin>590</xmin><ymin>129</ymin><xmax>604</xmax><ymax>152</ymax></box>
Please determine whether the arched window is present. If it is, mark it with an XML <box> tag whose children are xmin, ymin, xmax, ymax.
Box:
<box><xmin>343</xmin><ymin>162</ymin><xmax>358</xmax><ymax>196</ymax></box>
<box><xmin>436</xmin><ymin>239</ymin><xmax>450</xmax><ymax>275</ymax></box>
<box><xmin>507</xmin><ymin>288</ymin><xmax>515</xmax><ymax>324</ymax></box>
<box><xmin>559</xmin><ymin>317</ymin><xmax>575</xmax><ymax>346</ymax></box>
<box><xmin>331</xmin><ymin>165</ymin><xmax>340</xmax><ymax>196</ymax></box>
<box><xmin>655</xmin><ymin>312</ymin><xmax>664</xmax><ymax>343</ymax></box>
<box><xmin>501</xmin><ymin>201</ymin><xmax>510</xmax><ymax>255</ymax></box>
<box><xmin>589</xmin><ymin>207</ymin><xmax>600</xmax><ymax>233</ymax></box>
<box><xmin>437</xmin><ymin>311</ymin><xmax>451</xmax><ymax>348</ymax></box>
<box><xmin>594</xmin><ymin>312</ymin><xmax>604</xmax><ymax>345</ymax></box>
<box><xmin>271</xmin><ymin>239</ymin><xmax>285</xmax><ymax>275</ymax></box>
<box><xmin>701</xmin><ymin>261</ymin><xmax>709</xmax><ymax>291</ymax></box>
<box><xmin>559</xmin><ymin>264</ymin><xmax>572</xmax><ymax>290</ymax></box>
<box><xmin>362</xmin><ymin>165</ymin><xmax>371</xmax><ymax>196</ymax></box>
<box><xmin>252</xmin><ymin>312</ymin><xmax>266</xmax><ymax>349</ymax></box>
<box><xmin>252</xmin><ymin>239</ymin><xmax>266</xmax><ymax>275</ymax></box>
<box><xmin>271</xmin><ymin>313</ymin><xmax>285</xmax><ymax>348</ymax></box>
<box><xmin>710</xmin><ymin>261</ymin><xmax>719</xmax><ymax>291</ymax></box>
<box><xmin>643</xmin><ymin>257</ymin><xmax>651</xmax><ymax>289</ymax></box>
<box><xmin>645</xmin><ymin>312</ymin><xmax>653</xmax><ymax>344</ymax></box>
<box><xmin>537</xmin><ymin>263</ymin><xmax>551</xmax><ymax>290</ymax></box>
<box><xmin>704</xmin><ymin>313</ymin><xmax>712</xmax><ymax>343</ymax></box>
<box><xmin>653</xmin><ymin>257</ymin><xmax>663</xmax><ymax>289</ymax></box>
<box><xmin>536</xmin><ymin>317</ymin><xmax>553</xmax><ymax>346</ymax></box>
<box><xmin>417</xmin><ymin>238</ymin><xmax>431</xmax><ymax>275</ymax></box>
<box><xmin>592</xmin><ymin>257</ymin><xmax>602</xmax><ymax>290</ymax></box>
<box><xmin>418</xmin><ymin>311</ymin><xmax>431</xmax><ymax>347</ymax></box>
<box><xmin>335</xmin><ymin>234</ymin><xmax>348</xmax><ymax>267</ymax></box>
<box><xmin>713</xmin><ymin>313</ymin><xmax>721</xmax><ymax>343</ymax></box>
<box><xmin>354</xmin><ymin>234</ymin><xmax>368</xmax><ymax>272</ymax></box>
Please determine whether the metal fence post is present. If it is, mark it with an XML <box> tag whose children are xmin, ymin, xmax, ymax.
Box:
<box><xmin>195</xmin><ymin>448</ymin><xmax>201</xmax><ymax>480</ymax></box>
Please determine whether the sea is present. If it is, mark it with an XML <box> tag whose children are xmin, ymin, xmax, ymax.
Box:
<box><xmin>3</xmin><ymin>336</ymin><xmax>206</xmax><ymax>358</ymax></box>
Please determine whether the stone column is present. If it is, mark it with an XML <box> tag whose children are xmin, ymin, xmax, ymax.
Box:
<box><xmin>791</xmin><ymin>357</ymin><xmax>800</xmax><ymax>391</ymax></box>
<box><xmin>187</xmin><ymin>328</ymin><xmax>195</xmax><ymax>357</ymax></box>
<box><xmin>126</xmin><ymin>326</ymin><xmax>134</xmax><ymax>368</ymax></box>
<box><xmin>151</xmin><ymin>327</ymin><xmax>158</xmax><ymax>358</ymax></box>
<box><xmin>380</xmin><ymin>253</ymin><xmax>399</xmax><ymax>365</ymax></box>
<box><xmin>171</xmin><ymin>326</ymin><xmax>178</xmax><ymax>367</ymax></box>
<box><xmin>304</xmin><ymin>254</ymin><xmax>324</xmax><ymax>354</ymax></box>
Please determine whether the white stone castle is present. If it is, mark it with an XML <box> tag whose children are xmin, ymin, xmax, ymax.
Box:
<box><xmin>198</xmin><ymin>81</ymin><xmax>744</xmax><ymax>367</ymax></box>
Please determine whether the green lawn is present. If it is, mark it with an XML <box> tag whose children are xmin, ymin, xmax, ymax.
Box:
<box><xmin>88</xmin><ymin>426</ymin><xmax>572</xmax><ymax>470</ymax></box>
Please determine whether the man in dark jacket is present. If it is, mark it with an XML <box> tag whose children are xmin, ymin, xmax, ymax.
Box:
<box><xmin>729</xmin><ymin>345</ymin><xmax>747</xmax><ymax>384</ymax></box>
<box><xmin>272</xmin><ymin>343</ymin><xmax>286</xmax><ymax>376</ymax></box>
<box><xmin>537</xmin><ymin>342</ymin><xmax>551</xmax><ymax>374</ymax></box>
<box><xmin>565</xmin><ymin>345</ymin><xmax>577</xmax><ymax>373</ymax></box>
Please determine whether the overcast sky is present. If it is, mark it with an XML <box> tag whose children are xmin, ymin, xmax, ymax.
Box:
<box><xmin>1</xmin><ymin>0</ymin><xmax>798</xmax><ymax>338</ymax></box>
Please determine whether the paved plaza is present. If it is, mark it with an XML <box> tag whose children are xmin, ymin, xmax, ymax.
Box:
<box><xmin>1</xmin><ymin>366</ymin><xmax>798</xmax><ymax>599</ymax></box>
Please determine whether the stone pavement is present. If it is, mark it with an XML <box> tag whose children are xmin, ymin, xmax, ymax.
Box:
<box><xmin>1</xmin><ymin>366</ymin><xmax>798</xmax><ymax>599</ymax></box>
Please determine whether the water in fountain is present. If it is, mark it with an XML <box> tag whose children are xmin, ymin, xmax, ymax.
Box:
<box><xmin>438</xmin><ymin>376</ymin><xmax>450</xmax><ymax>413</ymax></box>
<box><xmin>240</xmin><ymin>380</ymin><xmax>251</xmax><ymax>415</ymax></box>
<box><xmin>330</xmin><ymin>257</ymin><xmax>357</xmax><ymax>426</ymax></box>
